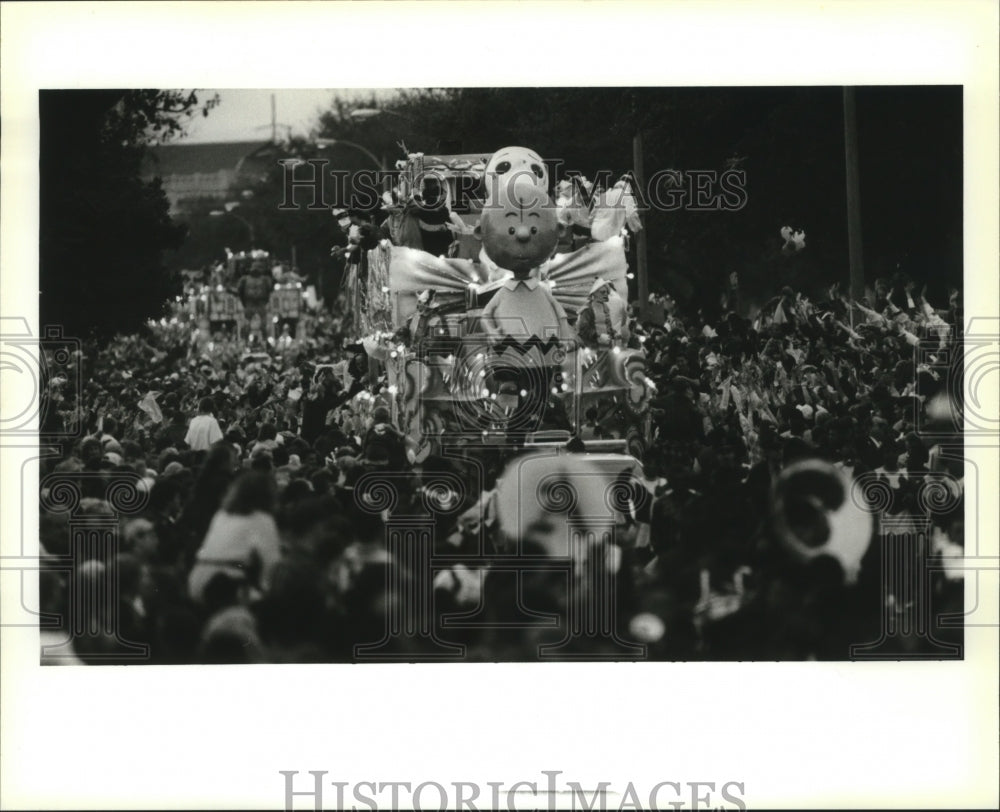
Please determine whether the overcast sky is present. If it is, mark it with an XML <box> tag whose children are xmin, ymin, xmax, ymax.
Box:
<box><xmin>179</xmin><ymin>88</ymin><xmax>397</xmax><ymax>143</ymax></box>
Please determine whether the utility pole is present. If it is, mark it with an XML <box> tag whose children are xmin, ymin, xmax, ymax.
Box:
<box><xmin>632</xmin><ymin>131</ymin><xmax>649</xmax><ymax>307</ymax></box>
<box><xmin>843</xmin><ymin>87</ymin><xmax>865</xmax><ymax>299</ymax></box>
<box><xmin>271</xmin><ymin>93</ymin><xmax>277</xmax><ymax>145</ymax></box>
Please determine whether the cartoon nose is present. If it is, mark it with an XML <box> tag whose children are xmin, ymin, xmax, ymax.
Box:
<box><xmin>515</xmin><ymin>224</ymin><xmax>533</xmax><ymax>243</ymax></box>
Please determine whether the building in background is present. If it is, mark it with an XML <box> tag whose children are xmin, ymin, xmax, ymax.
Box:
<box><xmin>142</xmin><ymin>140</ymin><xmax>281</xmax><ymax>213</ymax></box>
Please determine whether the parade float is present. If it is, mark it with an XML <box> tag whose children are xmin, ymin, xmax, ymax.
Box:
<box><xmin>349</xmin><ymin>146</ymin><xmax>656</xmax><ymax>462</ymax></box>
<box><xmin>182</xmin><ymin>250</ymin><xmax>312</xmax><ymax>347</ymax></box>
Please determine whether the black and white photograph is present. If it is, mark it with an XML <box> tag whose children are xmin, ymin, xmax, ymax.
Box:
<box><xmin>2</xmin><ymin>2</ymin><xmax>997</xmax><ymax>810</ymax></box>
<box><xmin>32</xmin><ymin>84</ymin><xmax>968</xmax><ymax>665</ymax></box>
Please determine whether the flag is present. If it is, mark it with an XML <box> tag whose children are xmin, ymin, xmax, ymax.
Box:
<box><xmin>730</xmin><ymin>385</ymin><xmax>744</xmax><ymax>414</ymax></box>
<box><xmin>138</xmin><ymin>391</ymin><xmax>163</xmax><ymax>423</ymax></box>
<box><xmin>773</xmin><ymin>300</ymin><xmax>788</xmax><ymax>325</ymax></box>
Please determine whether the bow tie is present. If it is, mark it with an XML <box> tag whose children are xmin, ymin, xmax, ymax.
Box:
<box><xmin>480</xmin><ymin>248</ymin><xmax>547</xmax><ymax>289</ymax></box>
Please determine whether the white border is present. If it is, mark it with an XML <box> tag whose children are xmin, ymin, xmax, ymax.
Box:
<box><xmin>2</xmin><ymin>2</ymin><xmax>998</xmax><ymax>809</ymax></box>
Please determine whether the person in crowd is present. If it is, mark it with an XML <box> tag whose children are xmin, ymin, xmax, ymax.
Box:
<box><xmin>177</xmin><ymin>442</ymin><xmax>241</xmax><ymax>564</ymax></box>
<box><xmin>361</xmin><ymin>406</ymin><xmax>408</xmax><ymax>471</ymax></box>
<box><xmin>237</xmin><ymin>259</ymin><xmax>273</xmax><ymax>340</ymax></box>
<box><xmin>157</xmin><ymin>408</ymin><xmax>190</xmax><ymax>451</ymax></box>
<box><xmin>250</xmin><ymin>422</ymin><xmax>280</xmax><ymax>458</ymax></box>
<box><xmin>36</xmin><ymin>271</ymin><xmax>963</xmax><ymax>663</ymax></box>
<box><xmin>187</xmin><ymin>472</ymin><xmax>282</xmax><ymax>605</ymax></box>
<box><xmin>93</xmin><ymin>416</ymin><xmax>121</xmax><ymax>454</ymax></box>
<box><xmin>301</xmin><ymin>367</ymin><xmax>344</xmax><ymax>445</ymax></box>
<box><xmin>576</xmin><ymin>278</ymin><xmax>629</xmax><ymax>349</ymax></box>
<box><xmin>185</xmin><ymin>396</ymin><xmax>224</xmax><ymax>451</ymax></box>
<box><xmin>79</xmin><ymin>437</ymin><xmax>105</xmax><ymax>472</ymax></box>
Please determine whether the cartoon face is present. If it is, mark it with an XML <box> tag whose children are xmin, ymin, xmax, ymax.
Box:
<box><xmin>475</xmin><ymin>183</ymin><xmax>564</xmax><ymax>275</ymax></box>
<box><xmin>484</xmin><ymin>146</ymin><xmax>548</xmax><ymax>203</ymax></box>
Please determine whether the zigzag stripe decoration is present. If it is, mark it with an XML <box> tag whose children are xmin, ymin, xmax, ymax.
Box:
<box><xmin>490</xmin><ymin>334</ymin><xmax>567</xmax><ymax>355</ymax></box>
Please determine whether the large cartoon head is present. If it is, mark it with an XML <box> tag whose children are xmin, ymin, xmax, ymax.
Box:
<box><xmin>475</xmin><ymin>182</ymin><xmax>564</xmax><ymax>276</ymax></box>
<box><xmin>483</xmin><ymin>146</ymin><xmax>548</xmax><ymax>203</ymax></box>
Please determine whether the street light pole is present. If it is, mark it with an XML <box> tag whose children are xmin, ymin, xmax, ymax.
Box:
<box><xmin>632</xmin><ymin>131</ymin><xmax>650</xmax><ymax>307</ymax></box>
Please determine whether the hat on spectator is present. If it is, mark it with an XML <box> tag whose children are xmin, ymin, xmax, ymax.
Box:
<box><xmin>588</xmin><ymin>278</ymin><xmax>613</xmax><ymax>296</ymax></box>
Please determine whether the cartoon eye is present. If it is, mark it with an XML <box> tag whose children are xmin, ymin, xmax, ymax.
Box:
<box><xmin>530</xmin><ymin>226</ymin><xmax>538</xmax><ymax>235</ymax></box>
<box><xmin>531</xmin><ymin>163</ymin><xmax>544</xmax><ymax>178</ymax></box>
<box><xmin>495</xmin><ymin>161</ymin><xmax>512</xmax><ymax>174</ymax></box>
<box><xmin>508</xmin><ymin>226</ymin><xmax>516</xmax><ymax>235</ymax></box>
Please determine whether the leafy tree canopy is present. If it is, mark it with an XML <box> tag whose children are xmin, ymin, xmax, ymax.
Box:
<box><xmin>314</xmin><ymin>87</ymin><xmax>961</xmax><ymax>313</ymax></box>
<box><xmin>40</xmin><ymin>90</ymin><xmax>218</xmax><ymax>340</ymax></box>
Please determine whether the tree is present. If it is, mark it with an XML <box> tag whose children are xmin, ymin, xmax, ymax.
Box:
<box><xmin>40</xmin><ymin>90</ymin><xmax>218</xmax><ymax>339</ymax></box>
<box><xmin>161</xmin><ymin>135</ymin><xmax>355</xmax><ymax>301</ymax></box>
<box><xmin>314</xmin><ymin>87</ymin><xmax>961</xmax><ymax>313</ymax></box>
<box><xmin>222</xmin><ymin>136</ymin><xmax>351</xmax><ymax>291</ymax></box>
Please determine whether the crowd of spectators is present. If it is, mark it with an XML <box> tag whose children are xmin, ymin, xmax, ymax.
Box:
<box><xmin>37</xmin><ymin>273</ymin><xmax>966</xmax><ymax>663</ymax></box>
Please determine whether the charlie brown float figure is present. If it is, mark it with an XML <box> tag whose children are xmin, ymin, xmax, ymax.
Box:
<box><xmin>477</xmin><ymin>181</ymin><xmax>573</xmax><ymax>346</ymax></box>
<box><xmin>473</xmin><ymin>178</ymin><xmax>576</xmax><ymax>436</ymax></box>
<box><xmin>382</xmin><ymin>145</ymin><xmax>635</xmax><ymax>442</ymax></box>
